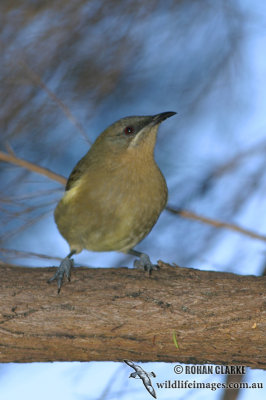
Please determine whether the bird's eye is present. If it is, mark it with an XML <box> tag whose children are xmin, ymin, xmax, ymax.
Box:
<box><xmin>124</xmin><ymin>126</ymin><xmax>135</xmax><ymax>135</ymax></box>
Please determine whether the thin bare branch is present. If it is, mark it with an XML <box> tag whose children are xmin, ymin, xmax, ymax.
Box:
<box><xmin>0</xmin><ymin>209</ymin><xmax>51</xmax><ymax>243</ymax></box>
<box><xmin>0</xmin><ymin>150</ymin><xmax>67</xmax><ymax>185</ymax></box>
<box><xmin>166</xmin><ymin>206</ymin><xmax>266</xmax><ymax>242</ymax></box>
<box><xmin>4</xmin><ymin>141</ymin><xmax>16</xmax><ymax>156</ymax></box>
<box><xmin>19</xmin><ymin>59</ymin><xmax>92</xmax><ymax>145</ymax></box>
<box><xmin>1</xmin><ymin>151</ymin><xmax>266</xmax><ymax>244</ymax></box>
<box><xmin>0</xmin><ymin>248</ymin><xmax>62</xmax><ymax>262</ymax></box>
<box><xmin>0</xmin><ymin>187</ymin><xmax>61</xmax><ymax>202</ymax></box>
<box><xmin>211</xmin><ymin>139</ymin><xmax>266</xmax><ymax>180</ymax></box>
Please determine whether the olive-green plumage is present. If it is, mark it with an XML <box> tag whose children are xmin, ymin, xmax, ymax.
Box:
<box><xmin>54</xmin><ymin>112</ymin><xmax>176</xmax><ymax>255</ymax></box>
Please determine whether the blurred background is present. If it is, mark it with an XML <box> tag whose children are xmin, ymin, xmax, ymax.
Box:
<box><xmin>0</xmin><ymin>0</ymin><xmax>265</xmax><ymax>399</ymax></box>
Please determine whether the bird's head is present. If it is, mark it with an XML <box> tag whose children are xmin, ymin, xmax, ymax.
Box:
<box><xmin>92</xmin><ymin>112</ymin><xmax>176</xmax><ymax>156</ymax></box>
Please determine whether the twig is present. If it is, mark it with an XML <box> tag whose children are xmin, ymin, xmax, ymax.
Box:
<box><xmin>166</xmin><ymin>206</ymin><xmax>266</xmax><ymax>243</ymax></box>
<box><xmin>20</xmin><ymin>60</ymin><xmax>92</xmax><ymax>145</ymax></box>
<box><xmin>0</xmin><ymin>38</ymin><xmax>91</xmax><ymax>145</ymax></box>
<box><xmin>0</xmin><ymin>187</ymin><xmax>61</xmax><ymax>202</ymax></box>
<box><xmin>0</xmin><ymin>248</ymin><xmax>62</xmax><ymax>262</ymax></box>
<box><xmin>1</xmin><ymin>150</ymin><xmax>265</xmax><ymax>244</ymax></box>
<box><xmin>0</xmin><ymin>209</ymin><xmax>51</xmax><ymax>243</ymax></box>
<box><xmin>211</xmin><ymin>139</ymin><xmax>266</xmax><ymax>180</ymax></box>
<box><xmin>0</xmin><ymin>150</ymin><xmax>67</xmax><ymax>185</ymax></box>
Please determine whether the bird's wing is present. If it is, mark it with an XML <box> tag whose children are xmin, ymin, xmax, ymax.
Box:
<box><xmin>65</xmin><ymin>154</ymin><xmax>88</xmax><ymax>191</ymax></box>
<box><xmin>124</xmin><ymin>359</ymin><xmax>135</xmax><ymax>369</ymax></box>
<box><xmin>134</xmin><ymin>365</ymin><xmax>145</xmax><ymax>373</ymax></box>
<box><xmin>124</xmin><ymin>360</ymin><xmax>144</xmax><ymax>374</ymax></box>
<box><xmin>142</xmin><ymin>379</ymin><xmax>157</xmax><ymax>399</ymax></box>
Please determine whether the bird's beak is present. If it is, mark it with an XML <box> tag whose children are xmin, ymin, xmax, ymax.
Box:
<box><xmin>130</xmin><ymin>111</ymin><xmax>176</xmax><ymax>147</ymax></box>
<box><xmin>151</xmin><ymin>111</ymin><xmax>176</xmax><ymax>125</ymax></box>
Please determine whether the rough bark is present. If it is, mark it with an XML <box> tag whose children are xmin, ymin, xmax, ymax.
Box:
<box><xmin>0</xmin><ymin>262</ymin><xmax>265</xmax><ymax>368</ymax></box>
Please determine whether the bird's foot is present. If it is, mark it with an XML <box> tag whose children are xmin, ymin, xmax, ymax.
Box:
<box><xmin>47</xmin><ymin>256</ymin><xmax>74</xmax><ymax>293</ymax></box>
<box><xmin>133</xmin><ymin>253</ymin><xmax>159</xmax><ymax>275</ymax></box>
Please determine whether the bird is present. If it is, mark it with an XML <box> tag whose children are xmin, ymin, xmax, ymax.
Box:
<box><xmin>124</xmin><ymin>359</ymin><xmax>157</xmax><ymax>398</ymax></box>
<box><xmin>48</xmin><ymin>111</ymin><xmax>176</xmax><ymax>292</ymax></box>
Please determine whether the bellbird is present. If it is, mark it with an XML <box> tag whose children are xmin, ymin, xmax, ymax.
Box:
<box><xmin>49</xmin><ymin>111</ymin><xmax>176</xmax><ymax>292</ymax></box>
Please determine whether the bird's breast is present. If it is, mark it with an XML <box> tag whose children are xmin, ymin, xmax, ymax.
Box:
<box><xmin>55</xmin><ymin>156</ymin><xmax>167</xmax><ymax>252</ymax></box>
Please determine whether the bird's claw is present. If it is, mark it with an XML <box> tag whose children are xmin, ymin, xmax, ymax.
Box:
<box><xmin>133</xmin><ymin>253</ymin><xmax>159</xmax><ymax>275</ymax></box>
<box><xmin>47</xmin><ymin>257</ymin><xmax>74</xmax><ymax>293</ymax></box>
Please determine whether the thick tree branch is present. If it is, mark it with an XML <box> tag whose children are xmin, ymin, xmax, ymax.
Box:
<box><xmin>0</xmin><ymin>262</ymin><xmax>265</xmax><ymax>367</ymax></box>
<box><xmin>1</xmin><ymin>150</ymin><xmax>266</xmax><ymax>243</ymax></box>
